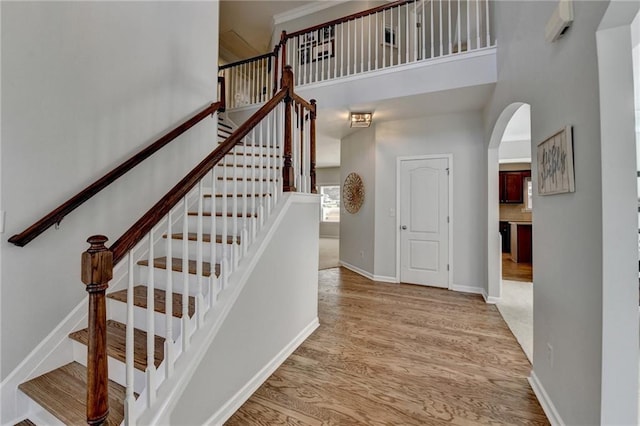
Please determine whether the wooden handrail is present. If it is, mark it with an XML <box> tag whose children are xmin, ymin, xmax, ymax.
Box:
<box><xmin>110</xmin><ymin>84</ymin><xmax>289</xmax><ymax>264</ymax></box>
<box><xmin>219</xmin><ymin>51</ymin><xmax>276</xmax><ymax>71</ymax></box>
<box><xmin>8</xmin><ymin>101</ymin><xmax>222</xmax><ymax>247</ymax></box>
<box><xmin>292</xmin><ymin>93</ymin><xmax>315</xmax><ymax>114</ymax></box>
<box><xmin>285</xmin><ymin>0</ymin><xmax>417</xmax><ymax>38</ymax></box>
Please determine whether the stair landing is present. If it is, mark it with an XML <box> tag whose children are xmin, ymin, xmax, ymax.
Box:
<box><xmin>18</xmin><ymin>362</ymin><xmax>126</xmax><ymax>426</ymax></box>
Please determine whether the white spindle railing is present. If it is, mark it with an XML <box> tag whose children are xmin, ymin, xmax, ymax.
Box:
<box><xmin>114</xmin><ymin>84</ymin><xmax>314</xmax><ymax>423</ymax></box>
<box><xmin>219</xmin><ymin>54</ymin><xmax>276</xmax><ymax>109</ymax></box>
<box><xmin>220</xmin><ymin>0</ymin><xmax>494</xmax><ymax>110</ymax></box>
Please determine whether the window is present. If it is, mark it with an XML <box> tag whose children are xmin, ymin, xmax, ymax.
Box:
<box><xmin>524</xmin><ymin>177</ymin><xmax>533</xmax><ymax>211</ymax></box>
<box><xmin>320</xmin><ymin>185</ymin><xmax>340</xmax><ymax>222</ymax></box>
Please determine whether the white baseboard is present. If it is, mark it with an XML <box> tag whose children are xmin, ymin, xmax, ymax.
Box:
<box><xmin>339</xmin><ymin>261</ymin><xmax>374</xmax><ymax>280</ymax></box>
<box><xmin>529</xmin><ymin>372</ymin><xmax>564</xmax><ymax>426</ymax></box>
<box><xmin>207</xmin><ymin>318</ymin><xmax>320</xmax><ymax>425</ymax></box>
<box><xmin>482</xmin><ymin>289</ymin><xmax>501</xmax><ymax>304</ymax></box>
<box><xmin>373</xmin><ymin>274</ymin><xmax>398</xmax><ymax>283</ymax></box>
<box><xmin>451</xmin><ymin>284</ymin><xmax>484</xmax><ymax>295</ymax></box>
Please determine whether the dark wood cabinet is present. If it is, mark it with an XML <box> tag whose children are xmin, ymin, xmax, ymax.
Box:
<box><xmin>499</xmin><ymin>171</ymin><xmax>531</xmax><ymax>204</ymax></box>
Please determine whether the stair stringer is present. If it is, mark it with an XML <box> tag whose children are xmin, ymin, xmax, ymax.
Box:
<box><xmin>135</xmin><ymin>192</ymin><xmax>320</xmax><ymax>425</ymax></box>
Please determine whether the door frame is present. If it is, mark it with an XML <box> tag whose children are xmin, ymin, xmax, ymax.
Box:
<box><xmin>395</xmin><ymin>154</ymin><xmax>453</xmax><ymax>288</ymax></box>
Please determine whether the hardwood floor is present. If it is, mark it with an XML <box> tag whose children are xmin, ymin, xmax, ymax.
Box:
<box><xmin>502</xmin><ymin>253</ymin><xmax>533</xmax><ymax>282</ymax></box>
<box><xmin>226</xmin><ymin>267</ymin><xmax>548</xmax><ymax>425</ymax></box>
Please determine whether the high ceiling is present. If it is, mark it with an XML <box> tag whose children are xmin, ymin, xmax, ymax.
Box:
<box><xmin>219</xmin><ymin>1</ymin><xmax>315</xmax><ymax>62</ymax></box>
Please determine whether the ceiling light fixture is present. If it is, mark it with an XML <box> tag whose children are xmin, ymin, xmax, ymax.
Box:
<box><xmin>350</xmin><ymin>112</ymin><xmax>372</xmax><ymax>128</ymax></box>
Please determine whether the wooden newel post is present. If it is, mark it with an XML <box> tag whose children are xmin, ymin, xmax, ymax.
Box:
<box><xmin>81</xmin><ymin>235</ymin><xmax>113</xmax><ymax>425</ymax></box>
<box><xmin>310</xmin><ymin>99</ymin><xmax>317</xmax><ymax>194</ymax></box>
<box><xmin>282</xmin><ymin>65</ymin><xmax>296</xmax><ymax>192</ymax></box>
<box><xmin>218</xmin><ymin>76</ymin><xmax>226</xmax><ymax>112</ymax></box>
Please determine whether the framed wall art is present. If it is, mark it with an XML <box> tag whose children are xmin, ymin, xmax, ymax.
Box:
<box><xmin>537</xmin><ymin>125</ymin><xmax>575</xmax><ymax>195</ymax></box>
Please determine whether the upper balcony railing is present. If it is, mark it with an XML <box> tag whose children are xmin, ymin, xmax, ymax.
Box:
<box><xmin>219</xmin><ymin>0</ymin><xmax>494</xmax><ymax>109</ymax></box>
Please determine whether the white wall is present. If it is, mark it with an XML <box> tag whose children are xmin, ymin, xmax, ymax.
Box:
<box><xmin>485</xmin><ymin>1</ymin><xmax>638</xmax><ymax>424</ymax></box>
<box><xmin>340</xmin><ymin>128</ymin><xmax>375</xmax><ymax>274</ymax></box>
<box><xmin>317</xmin><ymin>167</ymin><xmax>341</xmax><ymax>238</ymax></box>
<box><xmin>374</xmin><ymin>111</ymin><xmax>486</xmax><ymax>287</ymax></box>
<box><xmin>498</xmin><ymin>139</ymin><xmax>531</xmax><ymax>162</ymax></box>
<box><xmin>167</xmin><ymin>197</ymin><xmax>319</xmax><ymax>425</ymax></box>
<box><xmin>1</xmin><ymin>1</ymin><xmax>219</xmax><ymax>380</ymax></box>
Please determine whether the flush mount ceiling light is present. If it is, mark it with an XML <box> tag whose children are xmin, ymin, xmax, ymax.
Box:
<box><xmin>350</xmin><ymin>112</ymin><xmax>372</xmax><ymax>128</ymax></box>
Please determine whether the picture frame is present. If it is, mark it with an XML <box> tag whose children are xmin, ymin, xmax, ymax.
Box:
<box><xmin>298</xmin><ymin>26</ymin><xmax>336</xmax><ymax>65</ymax></box>
<box><xmin>537</xmin><ymin>125</ymin><xmax>575</xmax><ymax>195</ymax></box>
<box><xmin>312</xmin><ymin>40</ymin><xmax>334</xmax><ymax>62</ymax></box>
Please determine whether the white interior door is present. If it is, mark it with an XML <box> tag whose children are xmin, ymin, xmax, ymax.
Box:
<box><xmin>400</xmin><ymin>157</ymin><xmax>449</xmax><ymax>287</ymax></box>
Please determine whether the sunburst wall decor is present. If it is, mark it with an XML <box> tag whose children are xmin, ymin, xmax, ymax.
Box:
<box><xmin>343</xmin><ymin>172</ymin><xmax>365</xmax><ymax>214</ymax></box>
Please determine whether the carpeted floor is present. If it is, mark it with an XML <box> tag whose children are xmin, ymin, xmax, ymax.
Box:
<box><xmin>319</xmin><ymin>238</ymin><xmax>339</xmax><ymax>270</ymax></box>
<box><xmin>497</xmin><ymin>279</ymin><xmax>533</xmax><ymax>363</ymax></box>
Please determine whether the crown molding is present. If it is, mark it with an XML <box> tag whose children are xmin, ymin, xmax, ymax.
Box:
<box><xmin>273</xmin><ymin>0</ymin><xmax>350</xmax><ymax>26</ymax></box>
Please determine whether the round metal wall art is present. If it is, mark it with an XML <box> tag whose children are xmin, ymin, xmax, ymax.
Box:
<box><xmin>343</xmin><ymin>172</ymin><xmax>365</xmax><ymax>214</ymax></box>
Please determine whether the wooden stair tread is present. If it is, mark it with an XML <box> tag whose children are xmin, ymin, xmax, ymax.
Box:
<box><xmin>187</xmin><ymin>211</ymin><xmax>257</xmax><ymax>218</ymax></box>
<box><xmin>217</xmin><ymin>176</ymin><xmax>275</xmax><ymax>182</ymax></box>
<box><xmin>217</xmin><ymin>163</ymin><xmax>279</xmax><ymax>169</ymax></box>
<box><xmin>14</xmin><ymin>419</ymin><xmax>36</xmax><ymax>426</ymax></box>
<box><xmin>163</xmin><ymin>232</ymin><xmax>238</xmax><ymax>244</ymax></box>
<box><xmin>218</xmin><ymin>122</ymin><xmax>233</xmax><ymax>130</ymax></box>
<box><xmin>203</xmin><ymin>193</ymin><xmax>269</xmax><ymax>198</ymax></box>
<box><xmin>219</xmin><ymin>141</ymin><xmax>280</xmax><ymax>149</ymax></box>
<box><xmin>18</xmin><ymin>362</ymin><xmax>126</xmax><ymax>426</ymax></box>
<box><xmin>137</xmin><ymin>256</ymin><xmax>220</xmax><ymax>277</ymax></box>
<box><xmin>108</xmin><ymin>286</ymin><xmax>195</xmax><ymax>319</ymax></box>
<box><xmin>69</xmin><ymin>320</ymin><xmax>164</xmax><ymax>371</ymax></box>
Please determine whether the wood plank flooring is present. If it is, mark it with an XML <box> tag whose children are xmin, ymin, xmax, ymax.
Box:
<box><xmin>226</xmin><ymin>267</ymin><xmax>548</xmax><ymax>425</ymax></box>
<box><xmin>502</xmin><ymin>253</ymin><xmax>533</xmax><ymax>282</ymax></box>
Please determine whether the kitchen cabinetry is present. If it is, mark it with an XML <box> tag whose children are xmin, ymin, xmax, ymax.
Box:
<box><xmin>499</xmin><ymin>221</ymin><xmax>511</xmax><ymax>253</ymax></box>
<box><xmin>499</xmin><ymin>171</ymin><xmax>531</xmax><ymax>204</ymax></box>
<box><xmin>510</xmin><ymin>222</ymin><xmax>532</xmax><ymax>263</ymax></box>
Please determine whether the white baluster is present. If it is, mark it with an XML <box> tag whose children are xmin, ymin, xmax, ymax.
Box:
<box><xmin>467</xmin><ymin>0</ymin><xmax>470</xmax><ymax>51</ymax></box>
<box><xmin>375</xmin><ymin>12</ymin><xmax>379</xmax><ymax>70</ymax></box>
<box><xmin>321</xmin><ymin>28</ymin><xmax>325</xmax><ymax>83</ymax></box>
<box><xmin>243</xmin><ymin>129</ymin><xmax>248</xmax><ymax>248</ymax></box>
<box><xmin>405</xmin><ymin>4</ymin><xmax>409</xmax><ymax>64</ymax></box>
<box><xmin>397</xmin><ymin>6</ymin><xmax>401</xmax><ymax>65</ymax></box>
<box><xmin>383</xmin><ymin>10</ymin><xmax>386</xmax><ymax>67</ymax></box>
<box><xmin>440</xmin><ymin>0</ymin><xmax>444</xmax><ymax>56</ymax></box>
<box><xmin>431</xmin><ymin>0</ymin><xmax>434</xmax><ymax>57</ymax></box>
<box><xmin>165</xmin><ymin>210</ymin><xmax>174</xmax><ymax>377</ymax></box>
<box><xmin>125</xmin><ymin>252</ymin><xmax>135</xmax><ymax>425</ymax></box>
<box><xmin>340</xmin><ymin>23</ymin><xmax>344</xmax><ymax>77</ymax></box>
<box><xmin>347</xmin><ymin>20</ymin><xmax>351</xmax><ymax>75</ymax></box>
<box><xmin>196</xmin><ymin>181</ymin><xmax>204</xmax><ymax>327</ymax></box>
<box><xmin>485</xmin><ymin>0</ymin><xmax>490</xmax><ymax>47</ymax></box>
<box><xmin>233</xmin><ymin>148</ymin><xmax>239</xmax><ymax>270</ymax></box>
<box><xmin>422</xmin><ymin>0</ymin><xmax>426</xmax><ymax>60</ymax></box>
<box><xmin>257</xmin><ymin>123</ymin><xmax>263</xmax><ymax>235</ymax></box>
<box><xmin>389</xmin><ymin>8</ymin><xmax>393</xmax><ymax>66</ymax></box>
<box><xmin>360</xmin><ymin>17</ymin><xmax>364</xmax><ymax>73</ymax></box>
<box><xmin>368</xmin><ymin>15</ymin><xmax>372</xmax><ymax>71</ymax></box>
<box><xmin>182</xmin><ymin>198</ymin><xmax>190</xmax><ymax>351</ymax></box>
<box><xmin>314</xmin><ymin>30</ymin><xmax>319</xmax><ymax>83</ymax></box>
<box><xmin>448</xmin><ymin>0</ymin><xmax>452</xmax><ymax>54</ymax></box>
<box><xmin>476</xmin><ymin>0</ymin><xmax>480</xmax><ymax>49</ymax></box>
<box><xmin>210</xmin><ymin>167</ymin><xmax>217</xmax><ymax>306</ymax></box>
<box><xmin>458</xmin><ymin>0</ymin><xmax>462</xmax><ymax>53</ymax></box>
<box><xmin>146</xmin><ymin>231</ymin><xmax>156</xmax><ymax>407</ymax></box>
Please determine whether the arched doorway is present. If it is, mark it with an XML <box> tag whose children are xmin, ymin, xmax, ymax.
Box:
<box><xmin>487</xmin><ymin>102</ymin><xmax>532</xmax><ymax>360</ymax></box>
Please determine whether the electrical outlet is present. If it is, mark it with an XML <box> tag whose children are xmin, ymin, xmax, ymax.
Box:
<box><xmin>547</xmin><ymin>343</ymin><xmax>553</xmax><ymax>368</ymax></box>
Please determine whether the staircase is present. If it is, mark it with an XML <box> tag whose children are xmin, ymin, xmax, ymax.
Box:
<box><xmin>14</xmin><ymin>114</ymin><xmax>282</xmax><ymax>425</ymax></box>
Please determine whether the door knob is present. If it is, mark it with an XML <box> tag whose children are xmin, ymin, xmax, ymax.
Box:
<box><xmin>401</xmin><ymin>225</ymin><xmax>407</xmax><ymax>230</ymax></box>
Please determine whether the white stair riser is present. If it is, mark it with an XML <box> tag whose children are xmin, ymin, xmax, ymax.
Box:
<box><xmin>220</xmin><ymin>144</ymin><xmax>281</xmax><ymax>157</ymax></box>
<box><xmin>107</xmin><ymin>298</ymin><xmax>183</xmax><ymax>341</ymax></box>
<box><xmin>156</xmin><ymin>238</ymin><xmax>236</xmax><ymax>262</ymax></box>
<box><xmin>202</xmin><ymin>196</ymin><xmax>270</xmax><ymax>214</ymax></box>
<box><xmin>213</xmin><ymin>181</ymin><xmax>279</xmax><ymax>195</ymax></box>
<box><xmin>214</xmin><ymin>167</ymin><xmax>279</xmax><ymax>180</ymax></box>
<box><xmin>22</xmin><ymin>396</ymin><xmax>66</xmax><ymax>426</ymax></box>
<box><xmin>136</xmin><ymin>265</ymin><xmax>217</xmax><ymax>297</ymax></box>
<box><xmin>72</xmin><ymin>340</ymin><xmax>147</xmax><ymax>394</ymax></box>
<box><xmin>214</xmin><ymin>153</ymin><xmax>281</xmax><ymax>167</ymax></box>
<box><xmin>186</xmin><ymin>215</ymin><xmax>258</xmax><ymax>235</ymax></box>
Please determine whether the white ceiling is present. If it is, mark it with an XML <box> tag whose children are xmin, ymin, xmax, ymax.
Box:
<box><xmin>220</xmin><ymin>1</ymin><xmax>315</xmax><ymax>61</ymax></box>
